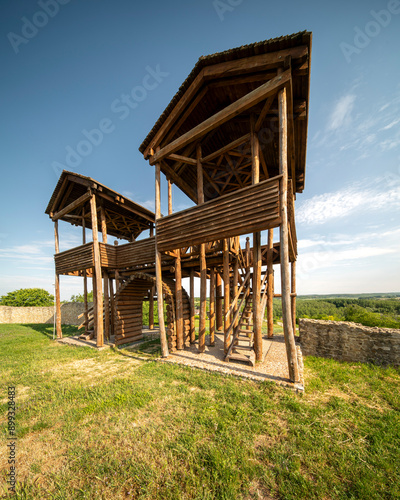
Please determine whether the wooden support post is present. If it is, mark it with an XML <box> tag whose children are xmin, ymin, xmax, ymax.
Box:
<box><xmin>291</xmin><ymin>260</ymin><xmax>297</xmax><ymax>336</ymax></box>
<box><xmin>90</xmin><ymin>193</ymin><xmax>104</xmax><ymax>348</ymax></box>
<box><xmin>92</xmin><ymin>270</ymin><xmax>97</xmax><ymax>335</ymax></box>
<box><xmin>252</xmin><ymin>232</ymin><xmax>262</xmax><ymax>361</ymax></box>
<box><xmin>199</xmin><ymin>244</ymin><xmax>206</xmax><ymax>352</ymax></box>
<box><xmin>109</xmin><ymin>278</ymin><xmax>115</xmax><ymax>337</ymax></box>
<box><xmin>279</xmin><ymin>84</ymin><xmax>300</xmax><ymax>383</ymax></box>
<box><xmin>82</xmin><ymin>210</ymin><xmax>88</xmax><ymax>335</ymax></box>
<box><xmin>197</xmin><ymin>143</ymin><xmax>206</xmax><ymax>353</ymax></box>
<box><xmin>150</xmin><ymin>223</ymin><xmax>154</xmax><ymax>238</ymax></box>
<box><xmin>54</xmin><ymin>220</ymin><xmax>62</xmax><ymax>339</ymax></box>
<box><xmin>155</xmin><ymin>155</ymin><xmax>169</xmax><ymax>357</ymax></box>
<box><xmin>223</xmin><ymin>238</ymin><xmax>230</xmax><ymax>354</ymax></box>
<box><xmin>168</xmin><ymin>179</ymin><xmax>173</xmax><ymax>215</ymax></box>
<box><xmin>233</xmin><ymin>258</ymin><xmax>239</xmax><ymax>328</ymax></box>
<box><xmin>190</xmin><ymin>269</ymin><xmax>195</xmax><ymax>343</ymax></box>
<box><xmin>149</xmin><ymin>286</ymin><xmax>154</xmax><ymax>329</ymax></box>
<box><xmin>209</xmin><ymin>267</ymin><xmax>215</xmax><ymax>346</ymax></box>
<box><xmin>216</xmin><ymin>272</ymin><xmax>223</xmax><ymax>331</ymax></box>
<box><xmin>175</xmin><ymin>249</ymin><xmax>184</xmax><ymax>349</ymax></box>
<box><xmin>103</xmin><ymin>270</ymin><xmax>110</xmax><ymax>341</ymax></box>
<box><xmin>267</xmin><ymin>229</ymin><xmax>274</xmax><ymax>338</ymax></box>
<box><xmin>100</xmin><ymin>206</ymin><xmax>107</xmax><ymax>243</ymax></box>
<box><xmin>251</xmin><ymin>114</ymin><xmax>262</xmax><ymax>362</ymax></box>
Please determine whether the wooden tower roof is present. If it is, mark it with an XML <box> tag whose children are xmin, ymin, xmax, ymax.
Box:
<box><xmin>45</xmin><ymin>171</ymin><xmax>155</xmax><ymax>240</ymax></box>
<box><xmin>140</xmin><ymin>31</ymin><xmax>312</xmax><ymax>203</ymax></box>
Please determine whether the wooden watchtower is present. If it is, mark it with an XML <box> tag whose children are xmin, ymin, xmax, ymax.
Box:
<box><xmin>140</xmin><ymin>31</ymin><xmax>312</xmax><ymax>382</ymax></box>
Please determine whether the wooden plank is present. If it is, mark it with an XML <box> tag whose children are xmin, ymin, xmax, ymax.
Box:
<box><xmin>167</xmin><ymin>154</ymin><xmax>197</xmax><ymax>166</ymax></box>
<box><xmin>150</xmin><ymin>70</ymin><xmax>291</xmax><ymax>165</ymax></box>
<box><xmin>52</xmin><ymin>191</ymin><xmax>91</xmax><ymax>221</ymax></box>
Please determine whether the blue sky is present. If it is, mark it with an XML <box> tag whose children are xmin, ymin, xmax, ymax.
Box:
<box><xmin>0</xmin><ymin>0</ymin><xmax>399</xmax><ymax>300</ymax></box>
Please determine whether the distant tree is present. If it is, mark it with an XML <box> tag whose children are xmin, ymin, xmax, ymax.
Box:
<box><xmin>70</xmin><ymin>291</ymin><xmax>94</xmax><ymax>303</ymax></box>
<box><xmin>0</xmin><ymin>288</ymin><xmax>54</xmax><ymax>307</ymax></box>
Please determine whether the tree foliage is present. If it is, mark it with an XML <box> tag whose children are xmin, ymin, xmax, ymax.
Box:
<box><xmin>0</xmin><ymin>288</ymin><xmax>54</xmax><ymax>307</ymax></box>
<box><xmin>70</xmin><ymin>291</ymin><xmax>94</xmax><ymax>303</ymax></box>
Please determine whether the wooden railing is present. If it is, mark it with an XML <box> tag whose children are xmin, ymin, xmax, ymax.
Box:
<box><xmin>55</xmin><ymin>242</ymin><xmax>94</xmax><ymax>274</ymax></box>
<box><xmin>156</xmin><ymin>175</ymin><xmax>282</xmax><ymax>252</ymax></box>
<box><xmin>116</xmin><ymin>236</ymin><xmax>155</xmax><ymax>268</ymax></box>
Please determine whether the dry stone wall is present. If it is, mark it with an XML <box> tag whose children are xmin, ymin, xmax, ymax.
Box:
<box><xmin>0</xmin><ymin>303</ymin><xmax>93</xmax><ymax>326</ymax></box>
<box><xmin>299</xmin><ymin>318</ymin><xmax>400</xmax><ymax>366</ymax></box>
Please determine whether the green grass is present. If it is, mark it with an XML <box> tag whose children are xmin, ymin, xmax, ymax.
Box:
<box><xmin>1</xmin><ymin>323</ymin><xmax>399</xmax><ymax>499</ymax></box>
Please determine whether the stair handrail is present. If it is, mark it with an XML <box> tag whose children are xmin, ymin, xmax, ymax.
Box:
<box><xmin>224</xmin><ymin>269</ymin><xmax>251</xmax><ymax>320</ymax></box>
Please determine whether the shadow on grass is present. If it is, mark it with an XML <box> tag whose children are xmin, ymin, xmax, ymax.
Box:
<box><xmin>23</xmin><ymin>323</ymin><xmax>80</xmax><ymax>340</ymax></box>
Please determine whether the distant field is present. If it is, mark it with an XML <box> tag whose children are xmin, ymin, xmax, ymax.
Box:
<box><xmin>1</xmin><ymin>323</ymin><xmax>399</xmax><ymax>499</ymax></box>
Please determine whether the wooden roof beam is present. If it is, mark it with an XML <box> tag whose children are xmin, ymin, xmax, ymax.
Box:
<box><xmin>202</xmin><ymin>134</ymin><xmax>250</xmax><ymax>163</ymax></box>
<box><xmin>150</xmin><ymin>70</ymin><xmax>290</xmax><ymax>166</ymax></box>
<box><xmin>52</xmin><ymin>190</ymin><xmax>92</xmax><ymax>221</ymax></box>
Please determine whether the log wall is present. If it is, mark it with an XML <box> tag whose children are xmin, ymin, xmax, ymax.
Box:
<box><xmin>55</xmin><ymin>243</ymin><xmax>94</xmax><ymax>274</ymax></box>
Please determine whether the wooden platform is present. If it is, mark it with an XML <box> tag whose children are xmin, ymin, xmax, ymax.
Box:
<box><xmin>161</xmin><ymin>332</ymin><xmax>305</xmax><ymax>392</ymax></box>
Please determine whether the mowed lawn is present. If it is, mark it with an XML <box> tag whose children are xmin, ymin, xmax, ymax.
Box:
<box><xmin>0</xmin><ymin>324</ymin><xmax>399</xmax><ymax>500</ymax></box>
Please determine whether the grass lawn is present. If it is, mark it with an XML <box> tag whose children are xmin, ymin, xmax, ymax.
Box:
<box><xmin>0</xmin><ymin>323</ymin><xmax>399</xmax><ymax>499</ymax></box>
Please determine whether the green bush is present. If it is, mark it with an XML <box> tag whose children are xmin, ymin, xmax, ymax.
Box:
<box><xmin>0</xmin><ymin>288</ymin><xmax>54</xmax><ymax>307</ymax></box>
<box><xmin>70</xmin><ymin>291</ymin><xmax>94</xmax><ymax>302</ymax></box>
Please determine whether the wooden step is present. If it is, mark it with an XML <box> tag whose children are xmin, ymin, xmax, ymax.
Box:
<box><xmin>239</xmin><ymin>328</ymin><xmax>253</xmax><ymax>333</ymax></box>
<box><xmin>233</xmin><ymin>345</ymin><xmax>253</xmax><ymax>352</ymax></box>
<box><xmin>226</xmin><ymin>352</ymin><xmax>254</xmax><ymax>366</ymax></box>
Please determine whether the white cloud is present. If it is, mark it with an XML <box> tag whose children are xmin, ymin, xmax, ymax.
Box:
<box><xmin>328</xmin><ymin>94</ymin><xmax>356</xmax><ymax>131</ymax></box>
<box><xmin>297</xmin><ymin>178</ymin><xmax>400</xmax><ymax>225</ymax></box>
<box><xmin>381</xmin><ymin>118</ymin><xmax>400</xmax><ymax>131</ymax></box>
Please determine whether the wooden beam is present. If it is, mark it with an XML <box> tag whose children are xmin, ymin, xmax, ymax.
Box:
<box><xmin>52</xmin><ymin>191</ymin><xmax>91</xmax><ymax>221</ymax></box>
<box><xmin>255</xmin><ymin>94</ymin><xmax>275</xmax><ymax>132</ymax></box>
<box><xmin>202</xmin><ymin>134</ymin><xmax>250</xmax><ymax>163</ymax></box>
<box><xmin>90</xmin><ymin>194</ymin><xmax>104</xmax><ymax>348</ymax></box>
<box><xmin>149</xmin><ymin>286</ymin><xmax>154</xmax><ymax>329</ymax></box>
<box><xmin>82</xmin><ymin>209</ymin><xmax>88</xmax><ymax>335</ymax></box>
<box><xmin>278</xmin><ymin>85</ymin><xmax>299</xmax><ymax>383</ymax></box>
<box><xmin>103</xmin><ymin>270</ymin><xmax>110</xmax><ymax>341</ymax></box>
<box><xmin>199</xmin><ymin>244</ymin><xmax>206</xmax><ymax>353</ymax></box>
<box><xmin>155</xmin><ymin>155</ymin><xmax>169</xmax><ymax>357</ymax></box>
<box><xmin>167</xmin><ymin>154</ymin><xmax>197</xmax><ymax>166</ymax></box>
<box><xmin>150</xmin><ymin>70</ymin><xmax>291</xmax><ymax>165</ymax></box>
<box><xmin>291</xmin><ymin>260</ymin><xmax>297</xmax><ymax>337</ymax></box>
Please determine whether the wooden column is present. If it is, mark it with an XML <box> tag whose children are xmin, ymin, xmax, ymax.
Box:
<box><xmin>189</xmin><ymin>269</ymin><xmax>195</xmax><ymax>343</ymax></box>
<box><xmin>175</xmin><ymin>249</ymin><xmax>184</xmax><ymax>349</ymax></box>
<box><xmin>267</xmin><ymin>229</ymin><xmax>274</xmax><ymax>338</ymax></box>
<box><xmin>149</xmin><ymin>287</ymin><xmax>154</xmax><ymax>329</ymax></box>
<box><xmin>251</xmin><ymin>115</ymin><xmax>262</xmax><ymax>362</ymax></box>
<box><xmin>216</xmin><ymin>272</ymin><xmax>223</xmax><ymax>331</ymax></box>
<box><xmin>291</xmin><ymin>260</ymin><xmax>297</xmax><ymax>337</ymax></box>
<box><xmin>223</xmin><ymin>238</ymin><xmax>230</xmax><ymax>354</ymax></box>
<box><xmin>149</xmin><ymin>222</ymin><xmax>155</xmax><ymax>330</ymax></box>
<box><xmin>82</xmin><ymin>210</ymin><xmax>88</xmax><ymax>335</ymax></box>
<box><xmin>90</xmin><ymin>193</ymin><xmax>104</xmax><ymax>348</ymax></box>
<box><xmin>54</xmin><ymin>221</ymin><xmax>62</xmax><ymax>339</ymax></box>
<box><xmin>168</xmin><ymin>179</ymin><xmax>173</xmax><ymax>215</ymax></box>
<box><xmin>279</xmin><ymin>85</ymin><xmax>299</xmax><ymax>383</ymax></box>
<box><xmin>209</xmin><ymin>267</ymin><xmax>215</xmax><ymax>346</ymax></box>
<box><xmin>197</xmin><ymin>143</ymin><xmax>206</xmax><ymax>353</ymax></box>
<box><xmin>155</xmin><ymin>155</ymin><xmax>169</xmax><ymax>357</ymax></box>
<box><xmin>109</xmin><ymin>278</ymin><xmax>115</xmax><ymax>337</ymax></box>
<box><xmin>100</xmin><ymin>206</ymin><xmax>110</xmax><ymax>341</ymax></box>
<box><xmin>233</xmin><ymin>258</ymin><xmax>239</xmax><ymax>329</ymax></box>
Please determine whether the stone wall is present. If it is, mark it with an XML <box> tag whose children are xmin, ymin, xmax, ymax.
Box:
<box><xmin>299</xmin><ymin>318</ymin><xmax>400</xmax><ymax>366</ymax></box>
<box><xmin>0</xmin><ymin>302</ymin><xmax>93</xmax><ymax>326</ymax></box>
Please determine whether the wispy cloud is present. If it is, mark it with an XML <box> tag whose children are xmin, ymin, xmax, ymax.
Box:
<box><xmin>328</xmin><ymin>94</ymin><xmax>356</xmax><ymax>131</ymax></box>
<box><xmin>297</xmin><ymin>178</ymin><xmax>400</xmax><ymax>225</ymax></box>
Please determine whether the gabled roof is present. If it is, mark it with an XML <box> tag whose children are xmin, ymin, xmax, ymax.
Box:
<box><xmin>45</xmin><ymin>171</ymin><xmax>155</xmax><ymax>240</ymax></box>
